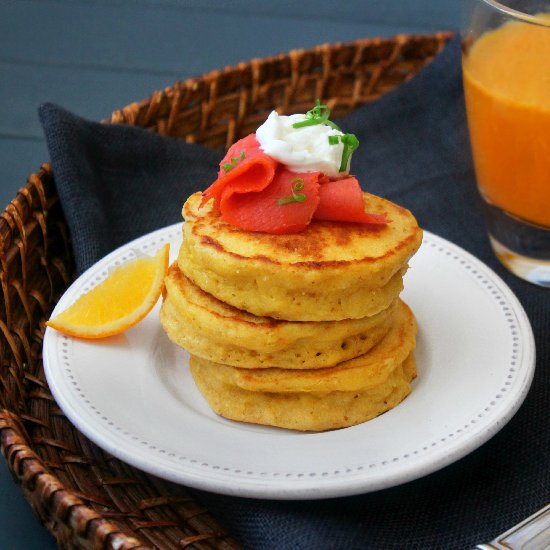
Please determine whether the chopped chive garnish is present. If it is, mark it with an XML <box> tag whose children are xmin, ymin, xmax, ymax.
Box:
<box><xmin>277</xmin><ymin>177</ymin><xmax>307</xmax><ymax>206</ymax></box>
<box><xmin>292</xmin><ymin>118</ymin><xmax>342</xmax><ymax>131</ymax></box>
<box><xmin>338</xmin><ymin>133</ymin><xmax>360</xmax><ymax>172</ymax></box>
<box><xmin>305</xmin><ymin>99</ymin><xmax>330</xmax><ymax>120</ymax></box>
<box><xmin>222</xmin><ymin>151</ymin><xmax>246</xmax><ymax>172</ymax></box>
<box><xmin>324</xmin><ymin>119</ymin><xmax>342</xmax><ymax>131</ymax></box>
<box><xmin>289</xmin><ymin>100</ymin><xmax>359</xmax><ymax>173</ymax></box>
<box><xmin>292</xmin><ymin>118</ymin><xmax>325</xmax><ymax>129</ymax></box>
<box><xmin>292</xmin><ymin>99</ymin><xmax>342</xmax><ymax>132</ymax></box>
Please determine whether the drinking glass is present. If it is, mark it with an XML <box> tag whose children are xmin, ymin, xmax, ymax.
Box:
<box><xmin>462</xmin><ymin>0</ymin><xmax>550</xmax><ymax>287</ymax></box>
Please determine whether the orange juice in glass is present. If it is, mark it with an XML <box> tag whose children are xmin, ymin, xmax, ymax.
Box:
<box><xmin>462</xmin><ymin>0</ymin><xmax>550</xmax><ymax>287</ymax></box>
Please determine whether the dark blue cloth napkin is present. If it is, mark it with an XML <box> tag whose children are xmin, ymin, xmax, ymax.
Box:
<box><xmin>39</xmin><ymin>36</ymin><xmax>549</xmax><ymax>549</ymax></box>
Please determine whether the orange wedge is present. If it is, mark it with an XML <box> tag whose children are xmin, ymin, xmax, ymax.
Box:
<box><xmin>47</xmin><ymin>244</ymin><xmax>170</xmax><ymax>338</ymax></box>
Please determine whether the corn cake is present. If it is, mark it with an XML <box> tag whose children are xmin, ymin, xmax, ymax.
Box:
<box><xmin>190</xmin><ymin>355</ymin><xmax>416</xmax><ymax>432</ymax></box>
<box><xmin>178</xmin><ymin>191</ymin><xmax>422</xmax><ymax>321</ymax></box>
<box><xmin>188</xmin><ymin>301</ymin><xmax>417</xmax><ymax>431</ymax></box>
<box><xmin>190</xmin><ymin>299</ymin><xmax>415</xmax><ymax>392</ymax></box>
<box><xmin>160</xmin><ymin>264</ymin><xmax>395</xmax><ymax>369</ymax></box>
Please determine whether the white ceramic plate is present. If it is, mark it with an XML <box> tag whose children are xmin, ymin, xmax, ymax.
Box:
<box><xmin>43</xmin><ymin>225</ymin><xmax>535</xmax><ymax>500</ymax></box>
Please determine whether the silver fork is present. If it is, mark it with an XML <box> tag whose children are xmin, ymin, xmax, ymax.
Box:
<box><xmin>475</xmin><ymin>504</ymin><xmax>550</xmax><ymax>550</ymax></box>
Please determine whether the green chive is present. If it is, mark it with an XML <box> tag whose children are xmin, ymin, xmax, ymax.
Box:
<box><xmin>222</xmin><ymin>151</ymin><xmax>246</xmax><ymax>172</ymax></box>
<box><xmin>328</xmin><ymin>135</ymin><xmax>340</xmax><ymax>145</ymax></box>
<box><xmin>277</xmin><ymin>195</ymin><xmax>303</xmax><ymax>205</ymax></box>
<box><xmin>292</xmin><ymin>99</ymin><xmax>342</xmax><ymax>132</ymax></box>
<box><xmin>305</xmin><ymin>99</ymin><xmax>328</xmax><ymax>119</ymax></box>
<box><xmin>277</xmin><ymin>177</ymin><xmax>307</xmax><ymax>205</ymax></box>
<box><xmin>338</xmin><ymin>133</ymin><xmax>360</xmax><ymax>172</ymax></box>
<box><xmin>292</xmin><ymin>118</ymin><xmax>325</xmax><ymax>129</ymax></box>
<box><xmin>324</xmin><ymin>119</ymin><xmax>342</xmax><ymax>131</ymax></box>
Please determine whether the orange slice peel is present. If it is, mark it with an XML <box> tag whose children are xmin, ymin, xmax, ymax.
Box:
<box><xmin>46</xmin><ymin>243</ymin><xmax>170</xmax><ymax>338</ymax></box>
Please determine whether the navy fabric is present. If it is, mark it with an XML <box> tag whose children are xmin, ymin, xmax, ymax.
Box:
<box><xmin>38</xmin><ymin>105</ymin><xmax>220</xmax><ymax>274</ymax></box>
<box><xmin>39</xmin><ymin>36</ymin><xmax>549</xmax><ymax>549</ymax></box>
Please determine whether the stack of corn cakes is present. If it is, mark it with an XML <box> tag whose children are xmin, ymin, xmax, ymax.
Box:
<box><xmin>160</xmin><ymin>191</ymin><xmax>422</xmax><ymax>431</ymax></box>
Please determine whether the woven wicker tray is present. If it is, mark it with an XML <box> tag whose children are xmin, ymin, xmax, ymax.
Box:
<box><xmin>0</xmin><ymin>32</ymin><xmax>452</xmax><ymax>549</ymax></box>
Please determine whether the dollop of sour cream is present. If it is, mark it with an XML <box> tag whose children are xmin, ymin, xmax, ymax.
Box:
<box><xmin>255</xmin><ymin>111</ymin><xmax>348</xmax><ymax>178</ymax></box>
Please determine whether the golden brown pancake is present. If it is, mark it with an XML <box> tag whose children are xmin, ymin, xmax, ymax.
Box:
<box><xmin>178</xmin><ymin>191</ymin><xmax>422</xmax><ymax>321</ymax></box>
<box><xmin>190</xmin><ymin>299</ymin><xmax>416</xmax><ymax>391</ymax></box>
<box><xmin>188</xmin><ymin>301</ymin><xmax>417</xmax><ymax>431</ymax></box>
<box><xmin>190</xmin><ymin>354</ymin><xmax>417</xmax><ymax>432</ymax></box>
<box><xmin>160</xmin><ymin>264</ymin><xmax>395</xmax><ymax>369</ymax></box>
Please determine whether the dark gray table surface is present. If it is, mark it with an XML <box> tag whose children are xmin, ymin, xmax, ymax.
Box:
<box><xmin>0</xmin><ymin>1</ymin><xmax>460</xmax><ymax>547</ymax></box>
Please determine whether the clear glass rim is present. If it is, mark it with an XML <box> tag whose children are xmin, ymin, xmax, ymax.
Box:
<box><xmin>479</xmin><ymin>0</ymin><xmax>550</xmax><ymax>26</ymax></box>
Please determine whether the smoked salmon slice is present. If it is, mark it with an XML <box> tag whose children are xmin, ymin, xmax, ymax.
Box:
<box><xmin>201</xmin><ymin>134</ymin><xmax>277</xmax><ymax>207</ymax></box>
<box><xmin>221</xmin><ymin>168</ymin><xmax>321</xmax><ymax>234</ymax></box>
<box><xmin>315</xmin><ymin>177</ymin><xmax>389</xmax><ymax>225</ymax></box>
<box><xmin>201</xmin><ymin>133</ymin><xmax>389</xmax><ymax>233</ymax></box>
